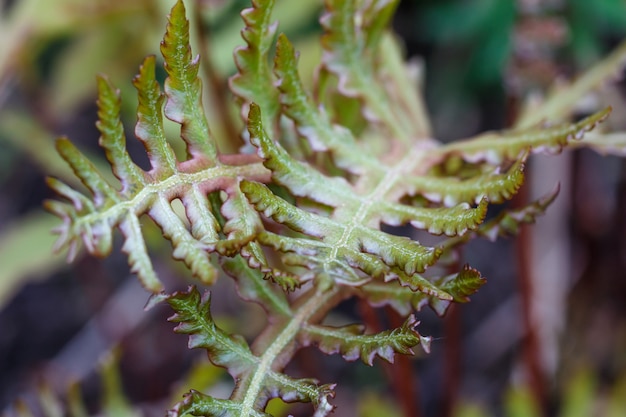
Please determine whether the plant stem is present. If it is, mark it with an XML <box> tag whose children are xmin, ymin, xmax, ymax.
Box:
<box><xmin>442</xmin><ymin>304</ymin><xmax>461</xmax><ymax>417</ymax></box>
<box><xmin>514</xmin><ymin>180</ymin><xmax>548</xmax><ymax>415</ymax></box>
<box><xmin>386</xmin><ymin>306</ymin><xmax>422</xmax><ymax>417</ymax></box>
<box><xmin>232</xmin><ymin>284</ymin><xmax>347</xmax><ymax>413</ymax></box>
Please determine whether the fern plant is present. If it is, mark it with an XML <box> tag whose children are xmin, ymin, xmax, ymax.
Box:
<box><xmin>44</xmin><ymin>0</ymin><xmax>626</xmax><ymax>415</ymax></box>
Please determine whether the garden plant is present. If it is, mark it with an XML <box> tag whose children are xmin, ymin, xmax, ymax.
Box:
<box><xmin>4</xmin><ymin>0</ymin><xmax>626</xmax><ymax>416</ymax></box>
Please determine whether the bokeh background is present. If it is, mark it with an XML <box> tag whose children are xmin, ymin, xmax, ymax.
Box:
<box><xmin>2</xmin><ymin>0</ymin><xmax>626</xmax><ymax>416</ymax></box>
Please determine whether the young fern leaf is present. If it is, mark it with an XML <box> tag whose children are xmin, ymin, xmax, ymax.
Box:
<box><xmin>405</xmin><ymin>156</ymin><xmax>526</xmax><ymax>206</ymax></box>
<box><xmin>300</xmin><ymin>315</ymin><xmax>432</xmax><ymax>366</ymax></box>
<box><xmin>571</xmin><ymin>131</ymin><xmax>626</xmax><ymax>156</ymax></box>
<box><xmin>243</xmin><ymin>104</ymin><xmax>490</xmax><ymax>292</ymax></box>
<box><xmin>169</xmin><ymin>390</ymin><xmax>273</xmax><ymax>417</ymax></box>
<box><xmin>241</xmin><ymin>177</ymin><xmax>442</xmax><ymax>287</ymax></box>
<box><xmin>358</xmin><ymin>265</ymin><xmax>486</xmax><ymax>317</ymax></box>
<box><xmin>275</xmin><ymin>33</ymin><xmax>377</xmax><ymax>175</ymax></box>
<box><xmin>45</xmin><ymin>0</ymin><xmax>623</xmax><ymax>415</ymax></box>
<box><xmin>133</xmin><ymin>55</ymin><xmax>178</xmax><ymax>177</ymax></box>
<box><xmin>444</xmin><ymin>184</ymin><xmax>562</xmax><ymax>247</ymax></box>
<box><xmin>161</xmin><ymin>0</ymin><xmax>217</xmax><ymax>162</ymax></box>
<box><xmin>439</xmin><ymin>107</ymin><xmax>611</xmax><ymax>165</ymax></box>
<box><xmin>167</xmin><ymin>287</ymin><xmax>336</xmax><ymax>417</ymax></box>
<box><xmin>230</xmin><ymin>0</ymin><xmax>280</xmax><ymax>134</ymax></box>
<box><xmin>220</xmin><ymin>255</ymin><xmax>292</xmax><ymax>317</ymax></box>
<box><xmin>46</xmin><ymin>0</ymin><xmax>271</xmax><ymax>291</ymax></box>
<box><xmin>321</xmin><ymin>0</ymin><xmax>410</xmax><ymax>141</ymax></box>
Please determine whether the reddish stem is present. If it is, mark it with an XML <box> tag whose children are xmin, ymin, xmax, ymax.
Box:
<box><xmin>514</xmin><ymin>181</ymin><xmax>548</xmax><ymax>414</ymax></box>
<box><xmin>442</xmin><ymin>303</ymin><xmax>461</xmax><ymax>417</ymax></box>
<box><xmin>357</xmin><ymin>300</ymin><xmax>423</xmax><ymax>417</ymax></box>
<box><xmin>385</xmin><ymin>306</ymin><xmax>422</xmax><ymax>417</ymax></box>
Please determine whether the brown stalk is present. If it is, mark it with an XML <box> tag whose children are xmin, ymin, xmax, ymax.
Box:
<box><xmin>442</xmin><ymin>303</ymin><xmax>461</xmax><ymax>417</ymax></box>
<box><xmin>514</xmin><ymin>178</ymin><xmax>548</xmax><ymax>415</ymax></box>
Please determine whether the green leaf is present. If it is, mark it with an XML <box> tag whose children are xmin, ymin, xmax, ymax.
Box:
<box><xmin>96</xmin><ymin>75</ymin><xmax>146</xmax><ymax>194</ymax></box>
<box><xmin>47</xmin><ymin>1</ymin><xmax>275</xmax><ymax>291</ymax></box>
<box><xmin>169</xmin><ymin>390</ymin><xmax>273</xmax><ymax>417</ymax></box>
<box><xmin>380</xmin><ymin>198</ymin><xmax>488</xmax><ymax>236</ymax></box>
<box><xmin>242</xmin><ymin>180</ymin><xmax>442</xmax><ymax>287</ymax></box>
<box><xmin>168</xmin><ymin>287</ymin><xmax>256</xmax><ymax>377</ymax></box>
<box><xmin>168</xmin><ymin>287</ymin><xmax>337</xmax><ymax>416</ymax></box>
<box><xmin>450</xmin><ymin>184</ymin><xmax>560</xmax><ymax>245</ymax></box>
<box><xmin>274</xmin><ymin>33</ymin><xmax>376</xmax><ymax>174</ymax></box>
<box><xmin>230</xmin><ymin>0</ymin><xmax>280</xmax><ymax>134</ymax></box>
<box><xmin>406</xmin><ymin>156</ymin><xmax>526</xmax><ymax>206</ymax></box>
<box><xmin>221</xmin><ymin>255</ymin><xmax>292</xmax><ymax>317</ymax></box>
<box><xmin>426</xmin><ymin>266</ymin><xmax>485</xmax><ymax>316</ymax></box>
<box><xmin>300</xmin><ymin>315</ymin><xmax>431</xmax><ymax>366</ymax></box>
<box><xmin>321</xmin><ymin>0</ymin><xmax>409</xmax><ymax>141</ymax></box>
<box><xmin>356</xmin><ymin>282</ymin><xmax>431</xmax><ymax>317</ymax></box>
<box><xmin>118</xmin><ymin>214</ymin><xmax>161</xmax><ymax>292</ymax></box>
<box><xmin>571</xmin><ymin>131</ymin><xmax>626</xmax><ymax>156</ymax></box>
<box><xmin>361</xmin><ymin>0</ymin><xmax>400</xmax><ymax>51</ymax></box>
<box><xmin>375</xmin><ymin>32</ymin><xmax>432</xmax><ymax>138</ymax></box>
<box><xmin>439</xmin><ymin>265</ymin><xmax>486</xmax><ymax>303</ymax></box>
<box><xmin>357</xmin><ymin>266</ymin><xmax>485</xmax><ymax>318</ymax></box>
<box><xmin>247</xmin><ymin>103</ymin><xmax>352</xmax><ymax>205</ymax></box>
<box><xmin>161</xmin><ymin>0</ymin><xmax>217</xmax><ymax>162</ymax></box>
<box><xmin>150</xmin><ymin>195</ymin><xmax>217</xmax><ymax>285</ymax></box>
<box><xmin>440</xmin><ymin>107</ymin><xmax>611</xmax><ymax>164</ymax></box>
<box><xmin>55</xmin><ymin>137</ymin><xmax>120</xmax><ymax>207</ymax></box>
<box><xmin>132</xmin><ymin>55</ymin><xmax>178</xmax><ymax>177</ymax></box>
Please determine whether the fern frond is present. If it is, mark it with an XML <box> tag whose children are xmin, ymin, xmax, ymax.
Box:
<box><xmin>46</xmin><ymin>1</ymin><xmax>271</xmax><ymax>291</ymax></box>
<box><xmin>406</xmin><ymin>156</ymin><xmax>526</xmax><ymax>206</ymax></box>
<box><xmin>476</xmin><ymin>184</ymin><xmax>561</xmax><ymax>242</ymax></box>
<box><xmin>168</xmin><ymin>287</ymin><xmax>337</xmax><ymax>417</ymax></box>
<box><xmin>242</xmin><ymin>179</ymin><xmax>442</xmax><ymax>288</ymax></box>
<box><xmin>243</xmin><ymin>105</ymin><xmax>492</xmax><ymax>292</ymax></box>
<box><xmin>442</xmin><ymin>184</ymin><xmax>561</xmax><ymax>249</ymax></box>
<box><xmin>375</xmin><ymin>32</ymin><xmax>432</xmax><ymax>138</ymax></box>
<box><xmin>358</xmin><ymin>265</ymin><xmax>486</xmax><ymax>317</ymax></box>
<box><xmin>379</xmin><ymin>198</ymin><xmax>488</xmax><ymax>236</ymax></box>
<box><xmin>321</xmin><ymin>0</ymin><xmax>409</xmax><ymax>140</ymax></box>
<box><xmin>220</xmin><ymin>256</ymin><xmax>292</xmax><ymax>316</ymax></box>
<box><xmin>274</xmin><ymin>33</ymin><xmax>376</xmax><ymax>174</ymax></box>
<box><xmin>247</xmin><ymin>103</ymin><xmax>353</xmax><ymax>205</ymax></box>
<box><xmin>230</xmin><ymin>0</ymin><xmax>280</xmax><ymax>133</ymax></box>
<box><xmin>571</xmin><ymin>131</ymin><xmax>626</xmax><ymax>156</ymax></box>
<box><xmin>96</xmin><ymin>76</ymin><xmax>147</xmax><ymax>192</ymax></box>
<box><xmin>45</xmin><ymin>0</ymin><xmax>622</xmax><ymax>415</ymax></box>
<box><xmin>439</xmin><ymin>107</ymin><xmax>611</xmax><ymax>164</ymax></box>
<box><xmin>161</xmin><ymin>0</ymin><xmax>217</xmax><ymax>161</ymax></box>
<box><xmin>300</xmin><ymin>315</ymin><xmax>431</xmax><ymax>366</ymax></box>
<box><xmin>441</xmin><ymin>265</ymin><xmax>487</xmax><ymax>303</ymax></box>
<box><xmin>132</xmin><ymin>55</ymin><xmax>178</xmax><ymax>177</ymax></box>
<box><xmin>169</xmin><ymin>390</ymin><xmax>273</xmax><ymax>417</ymax></box>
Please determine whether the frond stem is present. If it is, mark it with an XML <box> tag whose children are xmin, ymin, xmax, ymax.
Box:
<box><xmin>234</xmin><ymin>284</ymin><xmax>346</xmax><ymax>413</ymax></box>
<box><xmin>72</xmin><ymin>162</ymin><xmax>269</xmax><ymax>229</ymax></box>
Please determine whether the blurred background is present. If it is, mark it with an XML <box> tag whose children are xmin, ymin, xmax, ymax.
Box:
<box><xmin>1</xmin><ymin>0</ymin><xmax>626</xmax><ymax>416</ymax></box>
